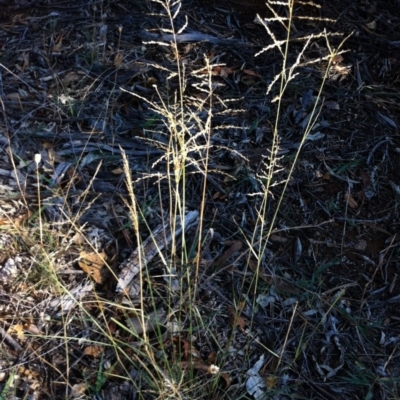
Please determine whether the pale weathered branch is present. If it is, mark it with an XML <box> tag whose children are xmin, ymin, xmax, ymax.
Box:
<box><xmin>116</xmin><ymin>210</ymin><xmax>199</xmax><ymax>299</ymax></box>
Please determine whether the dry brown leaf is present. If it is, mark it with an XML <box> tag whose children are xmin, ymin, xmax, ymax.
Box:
<box><xmin>220</xmin><ymin>372</ymin><xmax>231</xmax><ymax>388</ymax></box>
<box><xmin>331</xmin><ymin>54</ymin><xmax>344</xmax><ymax>64</ymax></box>
<box><xmin>62</xmin><ymin>71</ymin><xmax>82</xmax><ymax>85</ymax></box>
<box><xmin>237</xmin><ymin>300</ymin><xmax>246</xmax><ymax>313</ymax></box>
<box><xmin>12</xmin><ymin>14</ymin><xmax>28</xmax><ymax>25</ymax></box>
<box><xmin>70</xmin><ymin>383</ymin><xmax>87</xmax><ymax>398</ymax></box>
<box><xmin>227</xmin><ymin>306</ymin><xmax>249</xmax><ymax>333</ymax></box>
<box><xmin>210</xmin><ymin>66</ymin><xmax>234</xmax><ymax>76</ymax></box>
<box><xmin>209</xmin><ymin>240</ymin><xmax>243</xmax><ymax>269</ymax></box>
<box><xmin>83</xmin><ymin>345</ymin><xmax>104</xmax><ymax>357</ymax></box>
<box><xmin>212</xmin><ymin>191</ymin><xmax>226</xmax><ymax>200</ymax></box>
<box><xmin>270</xmin><ymin>234</ymin><xmax>288</xmax><ymax>243</ymax></box>
<box><xmin>219</xmin><ymin>67</ymin><xmax>229</xmax><ymax>78</ymax></box>
<box><xmin>52</xmin><ymin>33</ymin><xmax>65</xmax><ymax>53</ymax></box>
<box><xmin>45</xmin><ymin>146</ymin><xmax>63</xmax><ymax>165</ymax></box>
<box><xmin>72</xmin><ymin>232</ymin><xmax>85</xmax><ymax>245</ymax></box>
<box><xmin>111</xmin><ymin>167</ymin><xmax>124</xmax><ymax>175</ymax></box>
<box><xmin>322</xmin><ymin>172</ymin><xmax>331</xmax><ymax>180</ymax></box>
<box><xmin>183</xmin><ymin>338</ymin><xmax>191</xmax><ymax>360</ymax></box>
<box><xmin>359</xmin><ymin>170</ymin><xmax>371</xmax><ymax>187</ymax></box>
<box><xmin>208</xmin><ymin>351</ymin><xmax>217</xmax><ymax>363</ymax></box>
<box><xmin>0</xmin><ymin>211</ymin><xmax>30</xmax><ymax>229</ymax></box>
<box><xmin>78</xmin><ymin>250</ymin><xmax>108</xmax><ymax>284</ymax></box>
<box><xmin>266</xmin><ymin>375</ymin><xmax>279</xmax><ymax>389</ymax></box>
<box><xmin>234</xmin><ymin>315</ymin><xmax>249</xmax><ymax>332</ymax></box>
<box><xmin>345</xmin><ymin>193</ymin><xmax>358</xmax><ymax>209</ymax></box>
<box><xmin>114</xmin><ymin>52</ymin><xmax>124</xmax><ymax>68</ymax></box>
<box><xmin>9</xmin><ymin>324</ymin><xmax>25</xmax><ymax>341</ymax></box>
<box><xmin>242</xmin><ymin>69</ymin><xmax>261</xmax><ymax>77</ymax></box>
<box><xmin>23</xmin><ymin>322</ymin><xmax>41</xmax><ymax>335</ymax></box>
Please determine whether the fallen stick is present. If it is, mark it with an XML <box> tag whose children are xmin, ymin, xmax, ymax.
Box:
<box><xmin>0</xmin><ymin>325</ymin><xmax>23</xmax><ymax>352</ymax></box>
<box><xmin>116</xmin><ymin>210</ymin><xmax>199</xmax><ymax>299</ymax></box>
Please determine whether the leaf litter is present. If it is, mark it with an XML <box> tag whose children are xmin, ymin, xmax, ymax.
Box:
<box><xmin>0</xmin><ymin>0</ymin><xmax>400</xmax><ymax>399</ymax></box>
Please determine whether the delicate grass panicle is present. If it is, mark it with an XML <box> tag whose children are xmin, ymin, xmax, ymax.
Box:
<box><xmin>5</xmin><ymin>0</ymin><xmax>398</xmax><ymax>399</ymax></box>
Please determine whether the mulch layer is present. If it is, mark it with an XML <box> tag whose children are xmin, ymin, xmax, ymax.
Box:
<box><xmin>0</xmin><ymin>0</ymin><xmax>400</xmax><ymax>399</ymax></box>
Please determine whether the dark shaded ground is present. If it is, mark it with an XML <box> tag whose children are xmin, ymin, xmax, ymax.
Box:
<box><xmin>0</xmin><ymin>0</ymin><xmax>400</xmax><ymax>399</ymax></box>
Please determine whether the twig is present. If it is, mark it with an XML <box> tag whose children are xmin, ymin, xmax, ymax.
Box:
<box><xmin>0</xmin><ymin>325</ymin><xmax>22</xmax><ymax>352</ymax></box>
<box><xmin>271</xmin><ymin>219</ymin><xmax>333</xmax><ymax>234</ymax></box>
<box><xmin>323</xmin><ymin>160</ymin><xmax>359</xmax><ymax>185</ymax></box>
<box><xmin>276</xmin><ymin>302</ymin><xmax>298</xmax><ymax>370</ymax></box>
<box><xmin>366</xmin><ymin>137</ymin><xmax>391</xmax><ymax>165</ymax></box>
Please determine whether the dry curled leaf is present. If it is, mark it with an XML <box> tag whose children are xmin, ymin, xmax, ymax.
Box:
<box><xmin>209</xmin><ymin>240</ymin><xmax>243</xmax><ymax>269</ymax></box>
<box><xmin>114</xmin><ymin>52</ymin><xmax>124</xmax><ymax>68</ymax></box>
<box><xmin>83</xmin><ymin>345</ymin><xmax>104</xmax><ymax>357</ymax></box>
<box><xmin>210</xmin><ymin>66</ymin><xmax>234</xmax><ymax>76</ymax></box>
<box><xmin>345</xmin><ymin>192</ymin><xmax>358</xmax><ymax>208</ymax></box>
<box><xmin>270</xmin><ymin>234</ymin><xmax>288</xmax><ymax>243</ymax></box>
<box><xmin>78</xmin><ymin>250</ymin><xmax>108</xmax><ymax>284</ymax></box>
<box><xmin>242</xmin><ymin>68</ymin><xmax>261</xmax><ymax>77</ymax></box>
<box><xmin>70</xmin><ymin>383</ymin><xmax>87</xmax><ymax>398</ymax></box>
<box><xmin>22</xmin><ymin>321</ymin><xmax>41</xmax><ymax>335</ymax></box>
<box><xmin>266</xmin><ymin>375</ymin><xmax>279</xmax><ymax>389</ymax></box>
<box><xmin>0</xmin><ymin>211</ymin><xmax>30</xmax><ymax>229</ymax></box>
<box><xmin>220</xmin><ymin>372</ymin><xmax>231</xmax><ymax>389</ymax></box>
<box><xmin>8</xmin><ymin>324</ymin><xmax>25</xmax><ymax>341</ymax></box>
<box><xmin>227</xmin><ymin>306</ymin><xmax>249</xmax><ymax>333</ymax></box>
<box><xmin>208</xmin><ymin>351</ymin><xmax>217</xmax><ymax>363</ymax></box>
<box><xmin>52</xmin><ymin>33</ymin><xmax>65</xmax><ymax>53</ymax></box>
<box><xmin>331</xmin><ymin>54</ymin><xmax>344</xmax><ymax>64</ymax></box>
<box><xmin>12</xmin><ymin>14</ymin><xmax>29</xmax><ymax>26</ymax></box>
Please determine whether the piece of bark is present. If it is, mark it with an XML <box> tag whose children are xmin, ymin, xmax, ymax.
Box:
<box><xmin>49</xmin><ymin>281</ymin><xmax>93</xmax><ymax>317</ymax></box>
<box><xmin>116</xmin><ymin>211</ymin><xmax>199</xmax><ymax>299</ymax></box>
